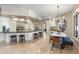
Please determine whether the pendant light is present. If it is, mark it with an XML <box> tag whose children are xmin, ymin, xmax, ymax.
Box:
<box><xmin>57</xmin><ymin>5</ymin><xmax>67</xmax><ymax>32</ymax></box>
<box><xmin>56</xmin><ymin>5</ymin><xmax>60</xmax><ymax>23</ymax></box>
<box><xmin>57</xmin><ymin>5</ymin><xmax>59</xmax><ymax>17</ymax></box>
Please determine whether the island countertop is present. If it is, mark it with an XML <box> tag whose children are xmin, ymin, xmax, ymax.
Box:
<box><xmin>0</xmin><ymin>30</ymin><xmax>42</xmax><ymax>34</ymax></box>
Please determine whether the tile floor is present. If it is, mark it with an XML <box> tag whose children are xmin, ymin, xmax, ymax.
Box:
<box><xmin>0</xmin><ymin>33</ymin><xmax>78</xmax><ymax>54</ymax></box>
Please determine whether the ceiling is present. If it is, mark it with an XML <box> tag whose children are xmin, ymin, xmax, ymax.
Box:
<box><xmin>0</xmin><ymin>4</ymin><xmax>79</xmax><ymax>18</ymax></box>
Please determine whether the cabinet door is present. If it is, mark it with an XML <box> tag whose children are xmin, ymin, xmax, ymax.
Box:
<box><xmin>10</xmin><ymin>19</ymin><xmax>16</xmax><ymax>32</ymax></box>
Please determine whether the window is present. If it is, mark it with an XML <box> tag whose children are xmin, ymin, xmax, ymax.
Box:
<box><xmin>74</xmin><ymin>14</ymin><xmax>79</xmax><ymax>38</ymax></box>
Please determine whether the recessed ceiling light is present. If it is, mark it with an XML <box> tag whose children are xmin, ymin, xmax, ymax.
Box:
<box><xmin>20</xmin><ymin>18</ymin><xmax>25</xmax><ymax>21</ymax></box>
<box><xmin>75</xmin><ymin>8</ymin><xmax>79</xmax><ymax>12</ymax></box>
<box><xmin>26</xmin><ymin>19</ymin><xmax>30</xmax><ymax>22</ymax></box>
<box><xmin>12</xmin><ymin>16</ymin><xmax>15</xmax><ymax>18</ymax></box>
<box><xmin>62</xmin><ymin>16</ymin><xmax>65</xmax><ymax>19</ymax></box>
<box><xmin>58</xmin><ymin>17</ymin><xmax>61</xmax><ymax>19</ymax></box>
<box><xmin>13</xmin><ymin>17</ymin><xmax>18</xmax><ymax>21</ymax></box>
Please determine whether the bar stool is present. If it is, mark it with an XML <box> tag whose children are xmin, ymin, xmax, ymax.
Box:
<box><xmin>19</xmin><ymin>35</ymin><xmax>25</xmax><ymax>43</ymax></box>
<box><xmin>50</xmin><ymin>36</ymin><xmax>60</xmax><ymax>48</ymax></box>
<box><xmin>33</xmin><ymin>33</ymin><xmax>39</xmax><ymax>39</ymax></box>
<box><xmin>10</xmin><ymin>35</ymin><xmax>17</xmax><ymax>44</ymax></box>
<box><xmin>39</xmin><ymin>32</ymin><xmax>43</xmax><ymax>37</ymax></box>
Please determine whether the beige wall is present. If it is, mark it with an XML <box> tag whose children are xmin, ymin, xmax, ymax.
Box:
<box><xmin>59</xmin><ymin>12</ymin><xmax>74</xmax><ymax>37</ymax></box>
<box><xmin>0</xmin><ymin>17</ymin><xmax>2</xmax><ymax>32</ymax></box>
<box><xmin>60</xmin><ymin>11</ymin><xmax>79</xmax><ymax>50</ymax></box>
<box><xmin>48</xmin><ymin>12</ymin><xmax>74</xmax><ymax>37</ymax></box>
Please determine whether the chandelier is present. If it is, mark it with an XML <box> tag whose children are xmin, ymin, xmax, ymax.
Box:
<box><xmin>56</xmin><ymin>5</ymin><xmax>67</xmax><ymax>32</ymax></box>
<box><xmin>56</xmin><ymin>5</ymin><xmax>60</xmax><ymax>24</ymax></box>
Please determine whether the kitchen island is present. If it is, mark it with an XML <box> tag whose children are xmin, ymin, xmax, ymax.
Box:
<box><xmin>0</xmin><ymin>31</ymin><xmax>43</xmax><ymax>43</ymax></box>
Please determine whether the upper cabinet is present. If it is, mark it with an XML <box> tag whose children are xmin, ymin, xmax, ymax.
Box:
<box><xmin>0</xmin><ymin>16</ymin><xmax>11</xmax><ymax>32</ymax></box>
<box><xmin>0</xmin><ymin>5</ymin><xmax>43</xmax><ymax>32</ymax></box>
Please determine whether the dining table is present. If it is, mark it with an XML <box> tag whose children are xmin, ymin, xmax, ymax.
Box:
<box><xmin>50</xmin><ymin>31</ymin><xmax>68</xmax><ymax>53</ymax></box>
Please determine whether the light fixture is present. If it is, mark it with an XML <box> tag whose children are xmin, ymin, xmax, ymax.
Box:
<box><xmin>26</xmin><ymin>19</ymin><xmax>30</xmax><ymax>22</ymax></box>
<box><xmin>57</xmin><ymin>5</ymin><xmax>67</xmax><ymax>32</ymax></box>
<box><xmin>75</xmin><ymin>8</ymin><xmax>79</xmax><ymax>12</ymax></box>
<box><xmin>56</xmin><ymin>5</ymin><xmax>60</xmax><ymax>23</ymax></box>
<box><xmin>13</xmin><ymin>17</ymin><xmax>18</xmax><ymax>21</ymax></box>
<box><xmin>57</xmin><ymin>6</ymin><xmax>59</xmax><ymax>20</ymax></box>
<box><xmin>62</xmin><ymin>16</ymin><xmax>65</xmax><ymax>19</ymax></box>
<box><xmin>20</xmin><ymin>18</ymin><xmax>25</xmax><ymax>21</ymax></box>
<box><xmin>58</xmin><ymin>17</ymin><xmax>61</xmax><ymax>19</ymax></box>
<box><xmin>57</xmin><ymin>5</ymin><xmax>59</xmax><ymax>18</ymax></box>
<box><xmin>12</xmin><ymin>16</ymin><xmax>15</xmax><ymax>18</ymax></box>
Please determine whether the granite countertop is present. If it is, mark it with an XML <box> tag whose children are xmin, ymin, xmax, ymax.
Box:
<box><xmin>0</xmin><ymin>30</ymin><xmax>42</xmax><ymax>33</ymax></box>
